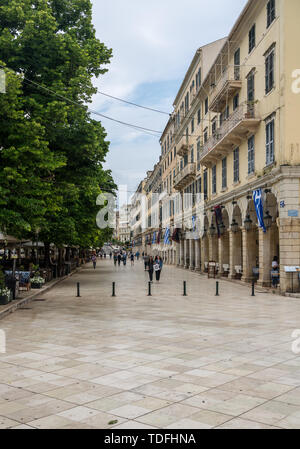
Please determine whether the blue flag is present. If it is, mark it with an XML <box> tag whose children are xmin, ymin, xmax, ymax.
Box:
<box><xmin>164</xmin><ymin>228</ymin><xmax>170</xmax><ymax>245</ymax></box>
<box><xmin>253</xmin><ymin>189</ymin><xmax>266</xmax><ymax>233</ymax></box>
<box><xmin>152</xmin><ymin>232</ymin><xmax>156</xmax><ymax>245</ymax></box>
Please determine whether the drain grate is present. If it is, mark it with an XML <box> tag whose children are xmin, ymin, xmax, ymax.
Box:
<box><xmin>34</xmin><ymin>298</ymin><xmax>46</xmax><ymax>302</ymax></box>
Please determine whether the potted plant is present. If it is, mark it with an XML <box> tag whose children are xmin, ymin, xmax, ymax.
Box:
<box><xmin>0</xmin><ymin>271</ymin><xmax>11</xmax><ymax>305</ymax></box>
<box><xmin>30</xmin><ymin>272</ymin><xmax>45</xmax><ymax>289</ymax></box>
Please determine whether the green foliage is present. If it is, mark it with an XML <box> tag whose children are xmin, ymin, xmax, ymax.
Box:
<box><xmin>0</xmin><ymin>0</ymin><xmax>116</xmax><ymax>250</ymax></box>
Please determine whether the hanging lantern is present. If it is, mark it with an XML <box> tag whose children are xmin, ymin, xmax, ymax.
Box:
<box><xmin>264</xmin><ymin>210</ymin><xmax>272</xmax><ymax>229</ymax></box>
<box><xmin>219</xmin><ymin>223</ymin><xmax>226</xmax><ymax>236</ymax></box>
<box><xmin>244</xmin><ymin>214</ymin><xmax>253</xmax><ymax>232</ymax></box>
<box><xmin>209</xmin><ymin>223</ymin><xmax>216</xmax><ymax>236</ymax></box>
<box><xmin>231</xmin><ymin>219</ymin><xmax>239</xmax><ymax>233</ymax></box>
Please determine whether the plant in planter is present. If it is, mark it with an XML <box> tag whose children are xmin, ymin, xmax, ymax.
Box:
<box><xmin>30</xmin><ymin>272</ymin><xmax>45</xmax><ymax>289</ymax></box>
<box><xmin>0</xmin><ymin>271</ymin><xmax>11</xmax><ymax>305</ymax></box>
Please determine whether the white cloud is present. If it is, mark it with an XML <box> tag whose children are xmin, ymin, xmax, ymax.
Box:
<box><xmin>91</xmin><ymin>0</ymin><xmax>248</xmax><ymax>200</ymax></box>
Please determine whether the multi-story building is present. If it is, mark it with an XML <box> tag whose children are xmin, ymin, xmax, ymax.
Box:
<box><xmin>130</xmin><ymin>179</ymin><xmax>147</xmax><ymax>252</ymax></box>
<box><xmin>157</xmin><ymin>0</ymin><xmax>300</xmax><ymax>294</ymax></box>
<box><xmin>133</xmin><ymin>0</ymin><xmax>300</xmax><ymax>294</ymax></box>
<box><xmin>118</xmin><ymin>204</ymin><xmax>132</xmax><ymax>243</ymax></box>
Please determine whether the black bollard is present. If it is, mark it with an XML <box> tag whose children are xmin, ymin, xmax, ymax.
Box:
<box><xmin>148</xmin><ymin>282</ymin><xmax>152</xmax><ymax>297</ymax></box>
<box><xmin>251</xmin><ymin>281</ymin><xmax>255</xmax><ymax>297</ymax></box>
<box><xmin>215</xmin><ymin>281</ymin><xmax>219</xmax><ymax>296</ymax></box>
<box><xmin>112</xmin><ymin>282</ymin><xmax>116</xmax><ymax>297</ymax></box>
<box><xmin>77</xmin><ymin>282</ymin><xmax>81</xmax><ymax>298</ymax></box>
<box><xmin>183</xmin><ymin>281</ymin><xmax>187</xmax><ymax>297</ymax></box>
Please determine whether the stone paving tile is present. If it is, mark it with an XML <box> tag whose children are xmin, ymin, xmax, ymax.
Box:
<box><xmin>240</xmin><ymin>400</ymin><xmax>300</xmax><ymax>426</ymax></box>
<box><xmin>216</xmin><ymin>418</ymin><xmax>281</xmax><ymax>429</ymax></box>
<box><xmin>137</xmin><ymin>403</ymin><xmax>200</xmax><ymax>428</ymax></box>
<box><xmin>81</xmin><ymin>411</ymin><xmax>127</xmax><ymax>429</ymax></box>
<box><xmin>0</xmin><ymin>415</ymin><xmax>21</xmax><ymax>429</ymax></box>
<box><xmin>57</xmin><ymin>406</ymin><xmax>101</xmax><ymax>422</ymax></box>
<box><xmin>2</xmin><ymin>261</ymin><xmax>300</xmax><ymax>428</ymax></box>
<box><xmin>112</xmin><ymin>420</ymin><xmax>157</xmax><ymax>429</ymax></box>
<box><xmin>27</xmin><ymin>415</ymin><xmax>75</xmax><ymax>429</ymax></box>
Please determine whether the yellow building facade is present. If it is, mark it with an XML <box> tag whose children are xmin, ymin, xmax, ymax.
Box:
<box><xmin>132</xmin><ymin>0</ymin><xmax>300</xmax><ymax>294</ymax></box>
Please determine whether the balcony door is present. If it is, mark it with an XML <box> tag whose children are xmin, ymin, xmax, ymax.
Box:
<box><xmin>247</xmin><ymin>70</ymin><xmax>255</xmax><ymax>117</ymax></box>
<box><xmin>234</xmin><ymin>48</ymin><xmax>240</xmax><ymax>80</ymax></box>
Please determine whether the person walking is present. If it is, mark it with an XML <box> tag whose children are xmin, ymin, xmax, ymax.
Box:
<box><xmin>113</xmin><ymin>253</ymin><xmax>117</xmax><ymax>266</ymax></box>
<box><xmin>130</xmin><ymin>253</ymin><xmax>134</xmax><ymax>266</ymax></box>
<box><xmin>148</xmin><ymin>256</ymin><xmax>154</xmax><ymax>283</ymax></box>
<box><xmin>271</xmin><ymin>256</ymin><xmax>279</xmax><ymax>288</ymax></box>
<box><xmin>143</xmin><ymin>253</ymin><xmax>149</xmax><ymax>271</ymax></box>
<box><xmin>117</xmin><ymin>253</ymin><xmax>122</xmax><ymax>266</ymax></box>
<box><xmin>92</xmin><ymin>254</ymin><xmax>97</xmax><ymax>270</ymax></box>
<box><xmin>110</xmin><ymin>252</ymin><xmax>112</xmax><ymax>260</ymax></box>
<box><xmin>154</xmin><ymin>256</ymin><xmax>163</xmax><ymax>282</ymax></box>
<box><xmin>136</xmin><ymin>251</ymin><xmax>140</xmax><ymax>261</ymax></box>
<box><xmin>123</xmin><ymin>252</ymin><xmax>127</xmax><ymax>266</ymax></box>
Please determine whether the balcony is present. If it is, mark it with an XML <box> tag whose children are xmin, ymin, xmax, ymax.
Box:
<box><xmin>200</xmin><ymin>103</ymin><xmax>261</xmax><ymax>166</ymax></box>
<box><xmin>210</xmin><ymin>66</ymin><xmax>242</xmax><ymax>113</ymax></box>
<box><xmin>173</xmin><ymin>163</ymin><xmax>196</xmax><ymax>190</ymax></box>
<box><xmin>176</xmin><ymin>133</ymin><xmax>189</xmax><ymax>157</ymax></box>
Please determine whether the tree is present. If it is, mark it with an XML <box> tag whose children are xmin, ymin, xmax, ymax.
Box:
<box><xmin>0</xmin><ymin>62</ymin><xmax>65</xmax><ymax>238</ymax></box>
<box><xmin>0</xmin><ymin>0</ymin><xmax>116</xmax><ymax>267</ymax></box>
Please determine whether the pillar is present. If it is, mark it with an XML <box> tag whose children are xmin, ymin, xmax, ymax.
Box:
<box><xmin>184</xmin><ymin>239</ymin><xmax>189</xmax><ymax>269</ymax></box>
<box><xmin>279</xmin><ymin>218</ymin><xmax>300</xmax><ymax>293</ymax></box>
<box><xmin>195</xmin><ymin>240</ymin><xmax>201</xmax><ymax>272</ymax></box>
<box><xmin>257</xmin><ymin>227</ymin><xmax>272</xmax><ymax>287</ymax></box>
<box><xmin>229</xmin><ymin>230</ymin><xmax>242</xmax><ymax>279</ymax></box>
<box><xmin>242</xmin><ymin>227</ymin><xmax>257</xmax><ymax>283</ymax></box>
<box><xmin>189</xmin><ymin>239</ymin><xmax>195</xmax><ymax>270</ymax></box>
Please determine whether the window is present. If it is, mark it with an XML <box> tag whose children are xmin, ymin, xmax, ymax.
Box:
<box><xmin>212</xmin><ymin>165</ymin><xmax>217</xmax><ymax>194</ymax></box>
<box><xmin>234</xmin><ymin>48</ymin><xmax>240</xmax><ymax>80</ymax></box>
<box><xmin>265</xmin><ymin>45</ymin><xmax>275</xmax><ymax>94</ymax></box>
<box><xmin>196</xmin><ymin>68</ymin><xmax>201</xmax><ymax>91</ymax></box>
<box><xmin>248</xmin><ymin>136</ymin><xmax>255</xmax><ymax>174</ymax></box>
<box><xmin>184</xmin><ymin>154</ymin><xmax>188</xmax><ymax>167</ymax></box>
<box><xmin>249</xmin><ymin>24</ymin><xmax>256</xmax><ymax>53</ymax></box>
<box><xmin>198</xmin><ymin>177</ymin><xmax>202</xmax><ymax>194</ymax></box>
<box><xmin>204</xmin><ymin>170</ymin><xmax>208</xmax><ymax>200</ymax></box>
<box><xmin>170</xmin><ymin>151</ymin><xmax>173</xmax><ymax>163</ymax></box>
<box><xmin>225</xmin><ymin>106</ymin><xmax>229</xmax><ymax>119</ymax></box>
<box><xmin>233</xmin><ymin>93</ymin><xmax>239</xmax><ymax>111</ymax></box>
<box><xmin>233</xmin><ymin>148</ymin><xmax>239</xmax><ymax>183</ymax></box>
<box><xmin>212</xmin><ymin>118</ymin><xmax>217</xmax><ymax>135</ymax></box>
<box><xmin>205</xmin><ymin>97</ymin><xmax>209</xmax><ymax>115</ymax></box>
<box><xmin>191</xmin><ymin>118</ymin><xmax>194</xmax><ymax>134</ymax></box>
<box><xmin>247</xmin><ymin>70</ymin><xmax>255</xmax><ymax>102</ymax></box>
<box><xmin>204</xmin><ymin>127</ymin><xmax>208</xmax><ymax>143</ymax></box>
<box><xmin>174</xmin><ymin>147</ymin><xmax>176</xmax><ymax>156</ymax></box>
<box><xmin>197</xmin><ymin>138</ymin><xmax>201</xmax><ymax>159</ymax></box>
<box><xmin>266</xmin><ymin>117</ymin><xmax>275</xmax><ymax>165</ymax></box>
<box><xmin>222</xmin><ymin>158</ymin><xmax>227</xmax><ymax>189</ymax></box>
<box><xmin>267</xmin><ymin>0</ymin><xmax>276</xmax><ymax>28</ymax></box>
<box><xmin>191</xmin><ymin>145</ymin><xmax>194</xmax><ymax>163</ymax></box>
<box><xmin>197</xmin><ymin>108</ymin><xmax>201</xmax><ymax>125</ymax></box>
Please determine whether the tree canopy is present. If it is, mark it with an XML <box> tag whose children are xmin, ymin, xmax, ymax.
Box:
<box><xmin>0</xmin><ymin>0</ymin><xmax>116</xmax><ymax>252</ymax></box>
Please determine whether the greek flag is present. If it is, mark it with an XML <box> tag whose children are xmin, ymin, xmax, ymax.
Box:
<box><xmin>253</xmin><ymin>189</ymin><xmax>266</xmax><ymax>233</ymax></box>
<box><xmin>164</xmin><ymin>228</ymin><xmax>170</xmax><ymax>245</ymax></box>
<box><xmin>192</xmin><ymin>215</ymin><xmax>196</xmax><ymax>232</ymax></box>
<box><xmin>152</xmin><ymin>231</ymin><xmax>156</xmax><ymax>244</ymax></box>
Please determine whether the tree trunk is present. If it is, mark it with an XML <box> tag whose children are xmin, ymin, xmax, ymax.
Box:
<box><xmin>44</xmin><ymin>242</ymin><xmax>51</xmax><ymax>268</ymax></box>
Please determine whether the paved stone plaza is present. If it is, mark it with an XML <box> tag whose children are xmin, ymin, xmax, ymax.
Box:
<box><xmin>1</xmin><ymin>260</ymin><xmax>300</xmax><ymax>429</ymax></box>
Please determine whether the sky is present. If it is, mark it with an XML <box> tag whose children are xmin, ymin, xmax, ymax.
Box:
<box><xmin>91</xmin><ymin>0</ymin><xmax>248</xmax><ymax>205</ymax></box>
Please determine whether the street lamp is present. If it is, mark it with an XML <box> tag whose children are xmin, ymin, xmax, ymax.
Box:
<box><xmin>231</xmin><ymin>219</ymin><xmax>239</xmax><ymax>233</ymax></box>
<box><xmin>244</xmin><ymin>214</ymin><xmax>253</xmax><ymax>232</ymax></box>
<box><xmin>264</xmin><ymin>210</ymin><xmax>273</xmax><ymax>229</ymax></box>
